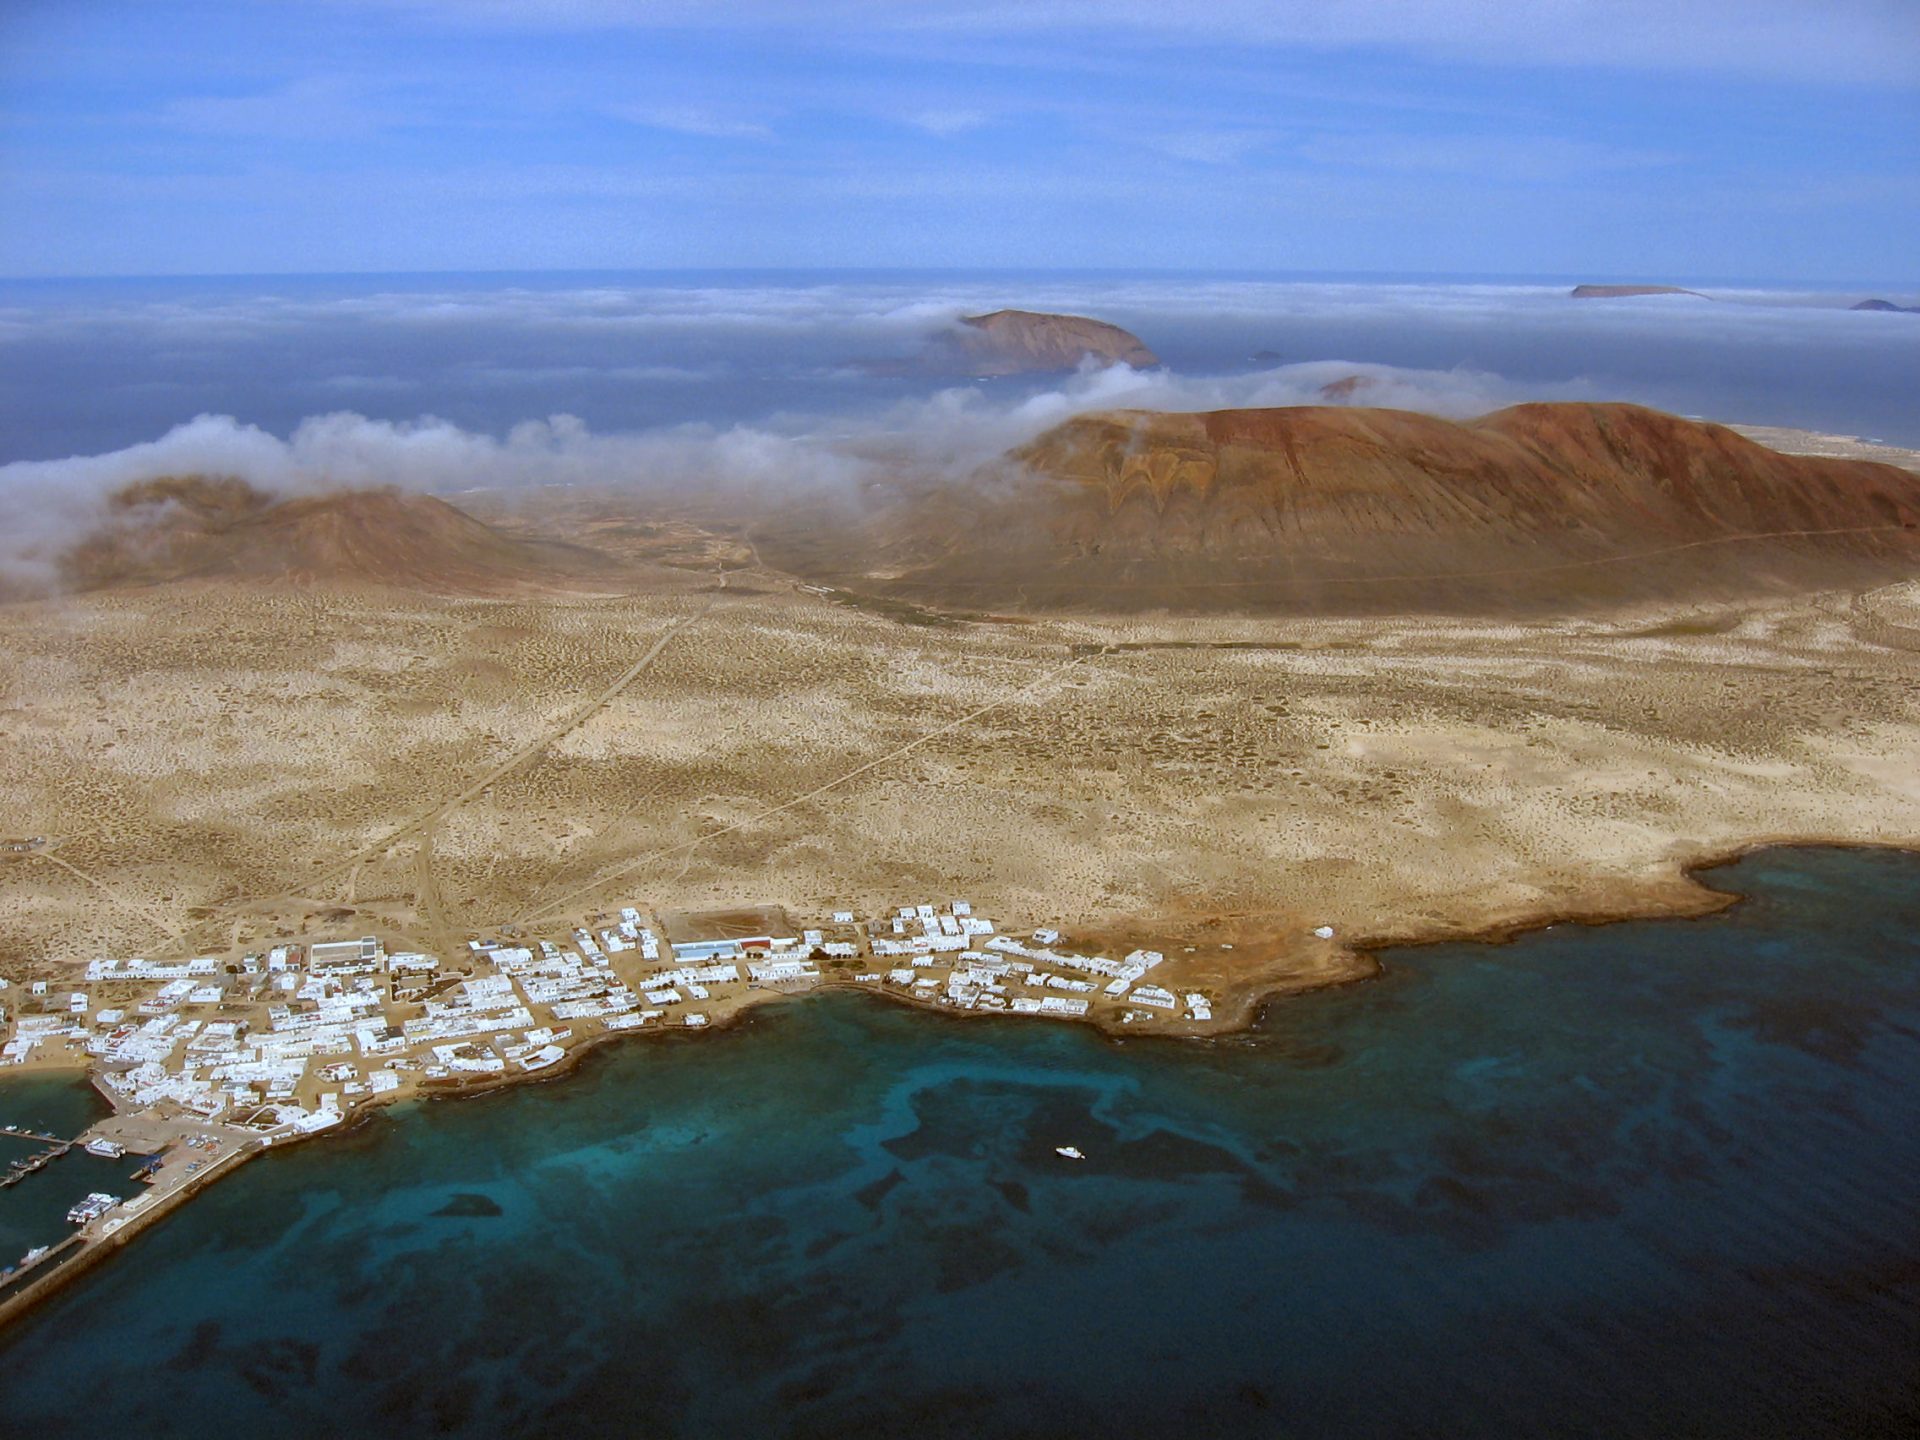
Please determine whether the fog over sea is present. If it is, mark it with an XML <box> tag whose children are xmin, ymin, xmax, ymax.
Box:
<box><xmin>2</xmin><ymin>271</ymin><xmax>1917</xmax><ymax>490</ymax></box>
<box><xmin>1</xmin><ymin>848</ymin><xmax>1918</xmax><ymax>1437</ymax></box>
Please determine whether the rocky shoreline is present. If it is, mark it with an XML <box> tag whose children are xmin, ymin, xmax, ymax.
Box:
<box><xmin>7</xmin><ymin>834</ymin><xmax>1918</xmax><ymax>1339</ymax></box>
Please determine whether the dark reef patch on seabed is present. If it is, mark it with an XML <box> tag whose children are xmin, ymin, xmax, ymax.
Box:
<box><xmin>0</xmin><ymin>845</ymin><xmax>1917</xmax><ymax>1439</ymax></box>
<box><xmin>431</xmin><ymin>1193</ymin><xmax>504</xmax><ymax>1219</ymax></box>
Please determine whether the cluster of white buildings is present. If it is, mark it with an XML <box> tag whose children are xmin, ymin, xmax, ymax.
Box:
<box><xmin>1</xmin><ymin>894</ymin><xmax>1225</xmax><ymax>1149</ymax></box>
<box><xmin>853</xmin><ymin>900</ymin><xmax>1216</xmax><ymax>1024</ymax></box>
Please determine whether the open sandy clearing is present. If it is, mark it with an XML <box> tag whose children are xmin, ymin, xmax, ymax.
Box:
<box><xmin>3</xmin><ymin>561</ymin><xmax>1918</xmax><ymax>1016</ymax></box>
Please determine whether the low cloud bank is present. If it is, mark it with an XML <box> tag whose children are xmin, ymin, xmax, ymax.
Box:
<box><xmin>850</xmin><ymin>357</ymin><xmax>1597</xmax><ymax>468</ymax></box>
<box><xmin>0</xmin><ymin>409</ymin><xmax>875</xmax><ymax>588</ymax></box>
<box><xmin>6</xmin><ymin>275</ymin><xmax>1911</xmax><ymax>474</ymax></box>
<box><xmin>0</xmin><ymin>358</ymin><xmax>1594</xmax><ymax>586</ymax></box>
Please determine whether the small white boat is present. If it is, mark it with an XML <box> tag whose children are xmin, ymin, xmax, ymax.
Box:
<box><xmin>1054</xmin><ymin>1145</ymin><xmax>1085</xmax><ymax>1161</ymax></box>
<box><xmin>83</xmin><ymin>1138</ymin><xmax>125</xmax><ymax>1159</ymax></box>
<box><xmin>66</xmin><ymin>1192</ymin><xmax>121</xmax><ymax>1225</ymax></box>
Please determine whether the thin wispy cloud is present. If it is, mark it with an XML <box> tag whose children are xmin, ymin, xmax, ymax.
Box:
<box><xmin>0</xmin><ymin>0</ymin><xmax>1913</xmax><ymax>278</ymax></box>
<box><xmin>157</xmin><ymin>75</ymin><xmax>402</xmax><ymax>142</ymax></box>
<box><xmin>903</xmin><ymin>108</ymin><xmax>992</xmax><ymax>137</ymax></box>
<box><xmin>1142</xmin><ymin>129</ymin><xmax>1281</xmax><ymax>166</ymax></box>
<box><xmin>608</xmin><ymin>104</ymin><xmax>777</xmax><ymax>140</ymax></box>
<box><xmin>1299</xmin><ymin>133</ymin><xmax>1680</xmax><ymax>181</ymax></box>
<box><xmin>344</xmin><ymin>0</ymin><xmax>1920</xmax><ymax>85</ymax></box>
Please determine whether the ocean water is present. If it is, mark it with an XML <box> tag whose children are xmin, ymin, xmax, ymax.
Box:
<box><xmin>2</xmin><ymin>271</ymin><xmax>1917</xmax><ymax>467</ymax></box>
<box><xmin>0</xmin><ymin>846</ymin><xmax>1916</xmax><ymax>1437</ymax></box>
<box><xmin>0</xmin><ymin>1077</ymin><xmax>119</xmax><ymax>1266</ymax></box>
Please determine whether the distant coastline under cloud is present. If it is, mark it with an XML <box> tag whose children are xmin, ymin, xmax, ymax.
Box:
<box><xmin>3</xmin><ymin>272</ymin><xmax>1917</xmax><ymax>584</ymax></box>
<box><xmin>0</xmin><ymin>350</ymin><xmax>1604</xmax><ymax>583</ymax></box>
<box><xmin>3</xmin><ymin>274</ymin><xmax>1915</xmax><ymax>468</ymax></box>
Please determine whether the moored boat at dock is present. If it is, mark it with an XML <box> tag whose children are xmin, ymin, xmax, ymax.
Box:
<box><xmin>65</xmin><ymin>1193</ymin><xmax>121</xmax><ymax>1226</ymax></box>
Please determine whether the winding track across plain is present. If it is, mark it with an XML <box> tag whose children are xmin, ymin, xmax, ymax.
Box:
<box><xmin>227</xmin><ymin>590</ymin><xmax>721</xmax><ymax>923</ymax></box>
<box><xmin>31</xmin><ymin>850</ymin><xmax>184</xmax><ymax>941</ymax></box>
<box><xmin>509</xmin><ymin>649</ymin><xmax>1099</xmax><ymax>928</ymax></box>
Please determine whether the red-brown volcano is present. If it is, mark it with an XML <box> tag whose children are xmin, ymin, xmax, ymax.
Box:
<box><xmin>769</xmin><ymin>403</ymin><xmax>1920</xmax><ymax>614</ymax></box>
<box><xmin>61</xmin><ymin>476</ymin><xmax>630</xmax><ymax>595</ymax></box>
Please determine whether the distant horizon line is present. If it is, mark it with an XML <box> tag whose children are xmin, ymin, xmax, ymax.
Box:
<box><xmin>2</xmin><ymin>265</ymin><xmax>1914</xmax><ymax>293</ymax></box>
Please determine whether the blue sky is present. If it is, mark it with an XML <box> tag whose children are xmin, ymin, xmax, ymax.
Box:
<box><xmin>1</xmin><ymin>0</ymin><xmax>1916</xmax><ymax>280</ymax></box>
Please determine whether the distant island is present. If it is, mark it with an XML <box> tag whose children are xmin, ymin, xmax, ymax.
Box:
<box><xmin>950</xmin><ymin>309</ymin><xmax>1159</xmax><ymax>375</ymax></box>
<box><xmin>866</xmin><ymin>307</ymin><xmax>1159</xmax><ymax>378</ymax></box>
<box><xmin>1569</xmin><ymin>284</ymin><xmax>1707</xmax><ymax>299</ymax></box>
<box><xmin>1568</xmin><ymin>286</ymin><xmax>1916</xmax><ymax>312</ymax></box>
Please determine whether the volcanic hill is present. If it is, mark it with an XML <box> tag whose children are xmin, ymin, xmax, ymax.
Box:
<box><xmin>62</xmin><ymin>476</ymin><xmax>629</xmax><ymax>595</ymax></box>
<box><xmin>770</xmin><ymin>403</ymin><xmax>1920</xmax><ymax>614</ymax></box>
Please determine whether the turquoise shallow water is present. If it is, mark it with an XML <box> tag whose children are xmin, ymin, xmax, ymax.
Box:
<box><xmin>0</xmin><ymin>846</ymin><xmax>1916</xmax><ymax>1437</ymax></box>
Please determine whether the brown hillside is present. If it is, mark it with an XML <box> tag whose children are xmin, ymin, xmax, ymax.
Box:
<box><xmin>771</xmin><ymin>403</ymin><xmax>1920</xmax><ymax>614</ymax></box>
<box><xmin>62</xmin><ymin>476</ymin><xmax>631</xmax><ymax>595</ymax></box>
<box><xmin>1318</xmin><ymin>374</ymin><xmax>1378</xmax><ymax>401</ymax></box>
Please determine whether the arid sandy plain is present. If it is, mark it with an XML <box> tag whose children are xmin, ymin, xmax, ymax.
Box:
<box><xmin>5</xmin><ymin>430</ymin><xmax>1920</xmax><ymax>1027</ymax></box>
